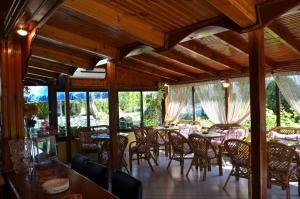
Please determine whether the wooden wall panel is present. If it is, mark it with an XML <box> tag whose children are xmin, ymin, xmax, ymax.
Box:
<box><xmin>1</xmin><ymin>40</ymin><xmax>25</xmax><ymax>172</ymax></box>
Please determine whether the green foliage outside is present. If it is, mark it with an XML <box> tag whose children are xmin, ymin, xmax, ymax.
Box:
<box><xmin>70</xmin><ymin>100</ymin><xmax>86</xmax><ymax>116</ymax></box>
<box><xmin>119</xmin><ymin>92</ymin><xmax>141</xmax><ymax>113</ymax></box>
<box><xmin>33</xmin><ymin>102</ymin><xmax>49</xmax><ymax>119</ymax></box>
<box><xmin>143</xmin><ymin>91</ymin><xmax>163</xmax><ymax>126</ymax></box>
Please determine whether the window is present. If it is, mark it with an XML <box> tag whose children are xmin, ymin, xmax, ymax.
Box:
<box><xmin>143</xmin><ymin>91</ymin><xmax>162</xmax><ymax>126</ymax></box>
<box><xmin>24</xmin><ymin>86</ymin><xmax>49</xmax><ymax>137</ymax></box>
<box><xmin>89</xmin><ymin>92</ymin><xmax>109</xmax><ymax>126</ymax></box>
<box><xmin>69</xmin><ymin>92</ymin><xmax>87</xmax><ymax>128</ymax></box>
<box><xmin>119</xmin><ymin>91</ymin><xmax>141</xmax><ymax>129</ymax></box>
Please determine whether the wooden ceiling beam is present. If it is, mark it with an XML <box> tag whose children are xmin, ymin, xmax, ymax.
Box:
<box><xmin>27</xmin><ymin>67</ymin><xmax>59</xmax><ymax>79</ymax></box>
<box><xmin>26</xmin><ymin>74</ymin><xmax>49</xmax><ymax>82</ymax></box>
<box><xmin>214</xmin><ymin>31</ymin><xmax>278</xmax><ymax>68</ymax></box>
<box><xmin>31</xmin><ymin>45</ymin><xmax>93</xmax><ymax>69</ymax></box>
<box><xmin>64</xmin><ymin>0</ymin><xmax>164</xmax><ymax>48</ymax></box>
<box><xmin>37</xmin><ymin>24</ymin><xmax>117</xmax><ymax>58</ymax></box>
<box><xmin>24</xmin><ymin>78</ymin><xmax>47</xmax><ymax>85</ymax></box>
<box><xmin>267</xmin><ymin>23</ymin><xmax>300</xmax><ymax>56</ymax></box>
<box><xmin>205</xmin><ymin>0</ymin><xmax>256</xmax><ymax>27</ymax></box>
<box><xmin>29</xmin><ymin>57</ymin><xmax>74</xmax><ymax>75</ymax></box>
<box><xmin>161</xmin><ymin>47</ymin><xmax>218</xmax><ymax>76</ymax></box>
<box><xmin>120</xmin><ymin>60</ymin><xmax>178</xmax><ymax>82</ymax></box>
<box><xmin>180</xmin><ymin>40</ymin><xmax>243</xmax><ymax>72</ymax></box>
<box><xmin>133</xmin><ymin>53</ymin><xmax>197</xmax><ymax>79</ymax></box>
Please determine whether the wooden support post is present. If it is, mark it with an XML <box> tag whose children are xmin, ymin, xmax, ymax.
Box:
<box><xmin>192</xmin><ymin>86</ymin><xmax>196</xmax><ymax>121</ymax></box>
<box><xmin>224</xmin><ymin>79</ymin><xmax>230</xmax><ymax>123</ymax></box>
<box><xmin>107</xmin><ymin>62</ymin><xmax>118</xmax><ymax>171</ymax></box>
<box><xmin>248</xmin><ymin>29</ymin><xmax>267</xmax><ymax>199</ymax></box>
<box><xmin>275</xmin><ymin>84</ymin><xmax>281</xmax><ymax>127</ymax></box>
<box><xmin>65</xmin><ymin>76</ymin><xmax>72</xmax><ymax>162</ymax></box>
<box><xmin>1</xmin><ymin>40</ymin><xmax>26</xmax><ymax>172</ymax></box>
<box><xmin>48</xmin><ymin>80</ymin><xmax>57</xmax><ymax>129</ymax></box>
<box><xmin>86</xmin><ymin>92</ymin><xmax>90</xmax><ymax>127</ymax></box>
<box><xmin>140</xmin><ymin>91</ymin><xmax>144</xmax><ymax>127</ymax></box>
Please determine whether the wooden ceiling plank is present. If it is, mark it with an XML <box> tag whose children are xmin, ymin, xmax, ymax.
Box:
<box><xmin>267</xmin><ymin>22</ymin><xmax>300</xmax><ymax>56</ymax></box>
<box><xmin>120</xmin><ymin>59</ymin><xmax>179</xmax><ymax>82</ymax></box>
<box><xmin>64</xmin><ymin>0</ymin><xmax>164</xmax><ymax>48</ymax></box>
<box><xmin>29</xmin><ymin>58</ymin><xmax>73</xmax><ymax>75</ymax></box>
<box><xmin>27</xmin><ymin>67</ymin><xmax>59</xmax><ymax>78</ymax></box>
<box><xmin>180</xmin><ymin>40</ymin><xmax>243</xmax><ymax>72</ymax></box>
<box><xmin>205</xmin><ymin>0</ymin><xmax>256</xmax><ymax>27</ymax></box>
<box><xmin>133</xmin><ymin>53</ymin><xmax>197</xmax><ymax>79</ymax></box>
<box><xmin>161</xmin><ymin>48</ymin><xmax>218</xmax><ymax>76</ymax></box>
<box><xmin>31</xmin><ymin>45</ymin><xmax>92</xmax><ymax>69</ymax></box>
<box><xmin>214</xmin><ymin>31</ymin><xmax>278</xmax><ymax>68</ymax></box>
<box><xmin>38</xmin><ymin>24</ymin><xmax>117</xmax><ymax>58</ymax></box>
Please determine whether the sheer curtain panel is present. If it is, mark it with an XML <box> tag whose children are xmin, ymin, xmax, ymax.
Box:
<box><xmin>165</xmin><ymin>85</ymin><xmax>192</xmax><ymax>123</ymax></box>
<box><xmin>194</xmin><ymin>81</ymin><xmax>226</xmax><ymax>124</ymax></box>
<box><xmin>275</xmin><ymin>72</ymin><xmax>300</xmax><ymax>116</ymax></box>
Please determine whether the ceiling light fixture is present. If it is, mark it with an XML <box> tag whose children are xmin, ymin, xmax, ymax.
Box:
<box><xmin>222</xmin><ymin>81</ymin><xmax>230</xmax><ymax>88</ymax></box>
<box><xmin>17</xmin><ymin>28</ymin><xmax>28</xmax><ymax>36</ymax></box>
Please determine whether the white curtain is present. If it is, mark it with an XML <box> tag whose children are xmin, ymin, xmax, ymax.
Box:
<box><xmin>227</xmin><ymin>77</ymin><xmax>250</xmax><ymax>124</ymax></box>
<box><xmin>274</xmin><ymin>72</ymin><xmax>300</xmax><ymax>116</ymax></box>
<box><xmin>194</xmin><ymin>81</ymin><xmax>226</xmax><ymax>124</ymax></box>
<box><xmin>165</xmin><ymin>85</ymin><xmax>192</xmax><ymax>123</ymax></box>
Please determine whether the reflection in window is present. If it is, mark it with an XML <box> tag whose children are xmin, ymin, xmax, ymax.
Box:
<box><xmin>24</xmin><ymin>86</ymin><xmax>49</xmax><ymax>137</ymax></box>
<box><xmin>69</xmin><ymin>92</ymin><xmax>87</xmax><ymax>128</ymax></box>
<box><xmin>89</xmin><ymin>92</ymin><xmax>109</xmax><ymax>126</ymax></box>
<box><xmin>119</xmin><ymin>92</ymin><xmax>141</xmax><ymax>129</ymax></box>
<box><xmin>143</xmin><ymin>91</ymin><xmax>162</xmax><ymax>126</ymax></box>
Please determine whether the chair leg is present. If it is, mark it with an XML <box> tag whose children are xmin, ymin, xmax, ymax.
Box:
<box><xmin>218</xmin><ymin>153</ymin><xmax>223</xmax><ymax>176</ymax></box>
<box><xmin>202</xmin><ymin>160</ymin><xmax>207</xmax><ymax>181</ymax></box>
<box><xmin>165</xmin><ymin>144</ymin><xmax>168</xmax><ymax>157</ymax></box>
<box><xmin>129</xmin><ymin>151</ymin><xmax>133</xmax><ymax>173</ymax></box>
<box><xmin>207</xmin><ymin>159</ymin><xmax>211</xmax><ymax>171</ymax></box>
<box><xmin>150</xmin><ymin>153</ymin><xmax>159</xmax><ymax>166</ymax></box>
<box><xmin>186</xmin><ymin>158</ymin><xmax>195</xmax><ymax>176</ymax></box>
<box><xmin>137</xmin><ymin>153</ymin><xmax>140</xmax><ymax>165</ymax></box>
<box><xmin>167</xmin><ymin>153</ymin><xmax>174</xmax><ymax>169</ymax></box>
<box><xmin>146</xmin><ymin>154</ymin><xmax>154</xmax><ymax>172</ymax></box>
<box><xmin>286</xmin><ymin>184</ymin><xmax>290</xmax><ymax>199</ymax></box>
<box><xmin>180</xmin><ymin>154</ymin><xmax>184</xmax><ymax>174</ymax></box>
<box><xmin>223</xmin><ymin>169</ymin><xmax>234</xmax><ymax>189</ymax></box>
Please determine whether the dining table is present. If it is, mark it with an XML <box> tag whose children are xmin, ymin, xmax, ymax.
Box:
<box><xmin>5</xmin><ymin>160</ymin><xmax>118</xmax><ymax>199</ymax></box>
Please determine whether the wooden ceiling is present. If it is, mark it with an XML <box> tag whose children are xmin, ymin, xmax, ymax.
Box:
<box><xmin>2</xmin><ymin>0</ymin><xmax>300</xmax><ymax>85</ymax></box>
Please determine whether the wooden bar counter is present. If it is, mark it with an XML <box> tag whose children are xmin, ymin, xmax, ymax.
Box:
<box><xmin>5</xmin><ymin>160</ymin><xmax>118</xmax><ymax>199</ymax></box>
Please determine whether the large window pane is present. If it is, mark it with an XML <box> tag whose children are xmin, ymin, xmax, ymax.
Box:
<box><xmin>89</xmin><ymin>92</ymin><xmax>109</xmax><ymax>126</ymax></box>
<box><xmin>57</xmin><ymin>92</ymin><xmax>66</xmax><ymax>137</ymax></box>
<box><xmin>24</xmin><ymin>86</ymin><xmax>49</xmax><ymax>137</ymax></box>
<box><xmin>69</xmin><ymin>92</ymin><xmax>87</xmax><ymax>128</ymax></box>
<box><xmin>194</xmin><ymin>92</ymin><xmax>213</xmax><ymax>127</ymax></box>
<box><xmin>143</xmin><ymin>91</ymin><xmax>162</xmax><ymax>126</ymax></box>
<box><xmin>119</xmin><ymin>92</ymin><xmax>141</xmax><ymax>129</ymax></box>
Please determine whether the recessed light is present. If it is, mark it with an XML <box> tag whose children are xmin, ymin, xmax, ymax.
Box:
<box><xmin>17</xmin><ymin>28</ymin><xmax>28</xmax><ymax>36</ymax></box>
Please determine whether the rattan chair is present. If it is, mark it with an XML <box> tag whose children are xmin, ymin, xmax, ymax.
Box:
<box><xmin>98</xmin><ymin>135</ymin><xmax>129</xmax><ymax>172</ymax></box>
<box><xmin>267</xmin><ymin>142</ymin><xmax>300</xmax><ymax>199</ymax></box>
<box><xmin>167</xmin><ymin>131</ymin><xmax>193</xmax><ymax>174</ymax></box>
<box><xmin>186</xmin><ymin>134</ymin><xmax>223</xmax><ymax>180</ymax></box>
<box><xmin>223</xmin><ymin>139</ymin><xmax>251</xmax><ymax>195</ymax></box>
<box><xmin>129</xmin><ymin>127</ymin><xmax>158</xmax><ymax>173</ymax></box>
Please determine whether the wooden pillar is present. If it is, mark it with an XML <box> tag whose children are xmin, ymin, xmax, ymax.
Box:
<box><xmin>192</xmin><ymin>87</ymin><xmax>195</xmax><ymax>121</ymax></box>
<box><xmin>1</xmin><ymin>40</ymin><xmax>26</xmax><ymax>172</ymax></box>
<box><xmin>107</xmin><ymin>62</ymin><xmax>118</xmax><ymax>171</ymax></box>
<box><xmin>140</xmin><ymin>91</ymin><xmax>144</xmax><ymax>127</ymax></box>
<box><xmin>48</xmin><ymin>80</ymin><xmax>57</xmax><ymax>129</ymax></box>
<box><xmin>248</xmin><ymin>29</ymin><xmax>267</xmax><ymax>199</ymax></box>
<box><xmin>224</xmin><ymin>79</ymin><xmax>230</xmax><ymax>123</ymax></box>
<box><xmin>65</xmin><ymin>76</ymin><xmax>72</xmax><ymax>162</ymax></box>
<box><xmin>86</xmin><ymin>92</ymin><xmax>90</xmax><ymax>127</ymax></box>
<box><xmin>275</xmin><ymin>84</ymin><xmax>281</xmax><ymax>127</ymax></box>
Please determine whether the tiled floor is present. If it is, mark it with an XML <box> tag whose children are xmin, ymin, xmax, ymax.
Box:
<box><xmin>128</xmin><ymin>153</ymin><xmax>299</xmax><ymax>199</ymax></box>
